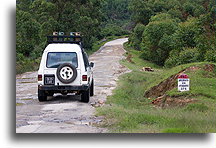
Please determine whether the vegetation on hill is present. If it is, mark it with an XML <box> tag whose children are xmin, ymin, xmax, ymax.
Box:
<box><xmin>128</xmin><ymin>0</ymin><xmax>215</xmax><ymax>67</ymax></box>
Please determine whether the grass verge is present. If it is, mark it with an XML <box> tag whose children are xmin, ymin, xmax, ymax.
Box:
<box><xmin>16</xmin><ymin>58</ymin><xmax>41</xmax><ymax>74</ymax></box>
<box><xmin>96</xmin><ymin>42</ymin><xmax>216</xmax><ymax>133</ymax></box>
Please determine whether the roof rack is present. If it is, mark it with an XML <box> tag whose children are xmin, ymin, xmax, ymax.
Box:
<box><xmin>47</xmin><ymin>32</ymin><xmax>82</xmax><ymax>45</ymax></box>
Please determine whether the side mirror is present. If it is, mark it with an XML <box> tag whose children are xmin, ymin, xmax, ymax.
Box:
<box><xmin>90</xmin><ymin>62</ymin><xmax>94</xmax><ymax>68</ymax></box>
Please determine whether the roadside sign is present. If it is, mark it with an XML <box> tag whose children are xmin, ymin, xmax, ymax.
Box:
<box><xmin>178</xmin><ymin>74</ymin><xmax>190</xmax><ymax>92</ymax></box>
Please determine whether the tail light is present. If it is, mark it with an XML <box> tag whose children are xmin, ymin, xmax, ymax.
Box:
<box><xmin>38</xmin><ymin>75</ymin><xmax>42</xmax><ymax>81</ymax></box>
<box><xmin>82</xmin><ymin>75</ymin><xmax>87</xmax><ymax>81</ymax></box>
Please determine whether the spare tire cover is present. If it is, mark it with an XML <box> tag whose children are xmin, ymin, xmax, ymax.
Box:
<box><xmin>56</xmin><ymin>63</ymin><xmax>77</xmax><ymax>84</ymax></box>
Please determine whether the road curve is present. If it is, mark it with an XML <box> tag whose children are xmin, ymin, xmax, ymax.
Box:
<box><xmin>16</xmin><ymin>38</ymin><xmax>128</xmax><ymax>133</ymax></box>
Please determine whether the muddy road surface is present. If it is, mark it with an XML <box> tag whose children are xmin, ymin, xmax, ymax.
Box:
<box><xmin>16</xmin><ymin>38</ymin><xmax>128</xmax><ymax>133</ymax></box>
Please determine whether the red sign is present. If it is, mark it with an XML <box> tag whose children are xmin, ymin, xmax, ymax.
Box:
<box><xmin>178</xmin><ymin>74</ymin><xmax>189</xmax><ymax>79</ymax></box>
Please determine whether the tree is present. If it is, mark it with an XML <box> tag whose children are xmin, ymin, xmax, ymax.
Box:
<box><xmin>16</xmin><ymin>9</ymin><xmax>41</xmax><ymax>57</ymax></box>
<box><xmin>141</xmin><ymin>13</ymin><xmax>178</xmax><ymax>65</ymax></box>
<box><xmin>129</xmin><ymin>23</ymin><xmax>145</xmax><ymax>50</ymax></box>
<box><xmin>129</xmin><ymin>0</ymin><xmax>153</xmax><ymax>25</ymax></box>
<box><xmin>17</xmin><ymin>0</ymin><xmax>32</xmax><ymax>11</ymax></box>
<box><xmin>30</xmin><ymin>0</ymin><xmax>56</xmax><ymax>24</ymax></box>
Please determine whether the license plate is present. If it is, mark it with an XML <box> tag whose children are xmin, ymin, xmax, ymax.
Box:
<box><xmin>45</xmin><ymin>76</ymin><xmax>55</xmax><ymax>85</ymax></box>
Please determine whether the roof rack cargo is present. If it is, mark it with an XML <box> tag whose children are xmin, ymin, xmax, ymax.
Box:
<box><xmin>47</xmin><ymin>32</ymin><xmax>82</xmax><ymax>46</ymax></box>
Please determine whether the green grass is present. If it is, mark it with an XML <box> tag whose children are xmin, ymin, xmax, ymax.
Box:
<box><xmin>162</xmin><ymin>128</ymin><xmax>195</xmax><ymax>133</ymax></box>
<box><xmin>96</xmin><ymin>42</ymin><xmax>216</xmax><ymax>133</ymax></box>
<box><xmin>16</xmin><ymin>103</ymin><xmax>24</xmax><ymax>106</ymax></box>
<box><xmin>184</xmin><ymin>103</ymin><xmax>209</xmax><ymax>112</ymax></box>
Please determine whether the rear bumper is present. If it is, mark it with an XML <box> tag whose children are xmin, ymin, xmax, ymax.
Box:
<box><xmin>38</xmin><ymin>84</ymin><xmax>90</xmax><ymax>91</ymax></box>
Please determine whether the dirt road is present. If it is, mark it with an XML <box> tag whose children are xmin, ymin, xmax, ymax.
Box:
<box><xmin>16</xmin><ymin>38</ymin><xmax>128</xmax><ymax>133</ymax></box>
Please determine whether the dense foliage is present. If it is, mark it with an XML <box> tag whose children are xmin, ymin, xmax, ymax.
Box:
<box><xmin>129</xmin><ymin>0</ymin><xmax>215</xmax><ymax>67</ymax></box>
<box><xmin>16</xmin><ymin>0</ymin><xmax>131</xmax><ymax>73</ymax></box>
<box><xmin>17</xmin><ymin>0</ymin><xmax>102</xmax><ymax>57</ymax></box>
<box><xmin>16</xmin><ymin>0</ymin><xmax>215</xmax><ymax>73</ymax></box>
<box><xmin>100</xmin><ymin>0</ymin><xmax>131</xmax><ymax>37</ymax></box>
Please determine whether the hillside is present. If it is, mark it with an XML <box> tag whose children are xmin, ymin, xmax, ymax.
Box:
<box><xmin>97</xmin><ymin>42</ymin><xmax>216</xmax><ymax>133</ymax></box>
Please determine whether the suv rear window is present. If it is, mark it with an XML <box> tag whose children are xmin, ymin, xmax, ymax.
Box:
<box><xmin>46</xmin><ymin>52</ymin><xmax>78</xmax><ymax>68</ymax></box>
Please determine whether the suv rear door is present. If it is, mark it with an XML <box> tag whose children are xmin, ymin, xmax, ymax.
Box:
<box><xmin>44</xmin><ymin>51</ymin><xmax>82</xmax><ymax>86</ymax></box>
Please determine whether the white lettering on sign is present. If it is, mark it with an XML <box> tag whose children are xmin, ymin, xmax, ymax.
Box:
<box><xmin>178</xmin><ymin>79</ymin><xmax>190</xmax><ymax>91</ymax></box>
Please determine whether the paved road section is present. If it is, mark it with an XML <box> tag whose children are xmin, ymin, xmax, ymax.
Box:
<box><xmin>16</xmin><ymin>38</ymin><xmax>129</xmax><ymax>133</ymax></box>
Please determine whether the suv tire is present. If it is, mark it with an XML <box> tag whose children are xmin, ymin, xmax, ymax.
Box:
<box><xmin>38</xmin><ymin>89</ymin><xmax>47</xmax><ymax>102</ymax></box>
<box><xmin>56</xmin><ymin>63</ymin><xmax>77</xmax><ymax>84</ymax></box>
<box><xmin>90</xmin><ymin>79</ymin><xmax>94</xmax><ymax>96</ymax></box>
<box><xmin>81</xmin><ymin>89</ymin><xmax>90</xmax><ymax>103</ymax></box>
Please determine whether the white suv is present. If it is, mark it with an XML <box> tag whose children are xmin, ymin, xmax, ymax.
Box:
<box><xmin>37</xmin><ymin>33</ymin><xmax>94</xmax><ymax>103</ymax></box>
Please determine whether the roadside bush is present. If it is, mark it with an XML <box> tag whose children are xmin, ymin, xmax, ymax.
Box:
<box><xmin>172</xmin><ymin>18</ymin><xmax>200</xmax><ymax>49</ymax></box>
<box><xmin>129</xmin><ymin>23</ymin><xmax>145</xmax><ymax>50</ymax></box>
<box><xmin>178</xmin><ymin>47</ymin><xmax>200</xmax><ymax>64</ymax></box>
<box><xmin>29</xmin><ymin>43</ymin><xmax>45</xmax><ymax>60</ymax></box>
<box><xmin>165</xmin><ymin>47</ymin><xmax>200</xmax><ymax>67</ymax></box>
<box><xmin>205</xmin><ymin>50</ymin><xmax>216</xmax><ymax>62</ymax></box>
<box><xmin>16</xmin><ymin>58</ymin><xmax>41</xmax><ymax>74</ymax></box>
<box><xmin>141</xmin><ymin>14</ymin><xmax>178</xmax><ymax>65</ymax></box>
<box><xmin>164</xmin><ymin>49</ymin><xmax>180</xmax><ymax>68</ymax></box>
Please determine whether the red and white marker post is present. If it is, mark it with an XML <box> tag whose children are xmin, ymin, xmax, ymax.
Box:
<box><xmin>178</xmin><ymin>74</ymin><xmax>190</xmax><ymax>92</ymax></box>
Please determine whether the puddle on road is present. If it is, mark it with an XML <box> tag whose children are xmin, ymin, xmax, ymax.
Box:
<box><xmin>17</xmin><ymin>77</ymin><xmax>34</xmax><ymax>80</ymax></box>
<box><xmin>42</xmin><ymin>110</ymin><xmax>53</xmax><ymax>112</ymax></box>
<box><xmin>16</xmin><ymin>103</ymin><xmax>24</xmax><ymax>106</ymax></box>
<box><xmin>64</xmin><ymin>108</ymin><xmax>77</xmax><ymax>112</ymax></box>
<box><xmin>21</xmin><ymin>98</ymin><xmax>33</xmax><ymax>100</ymax></box>
<box><xmin>97</xmin><ymin>85</ymin><xmax>115</xmax><ymax>88</ymax></box>
<box><xmin>20</xmin><ymin>81</ymin><xmax>37</xmax><ymax>84</ymax></box>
